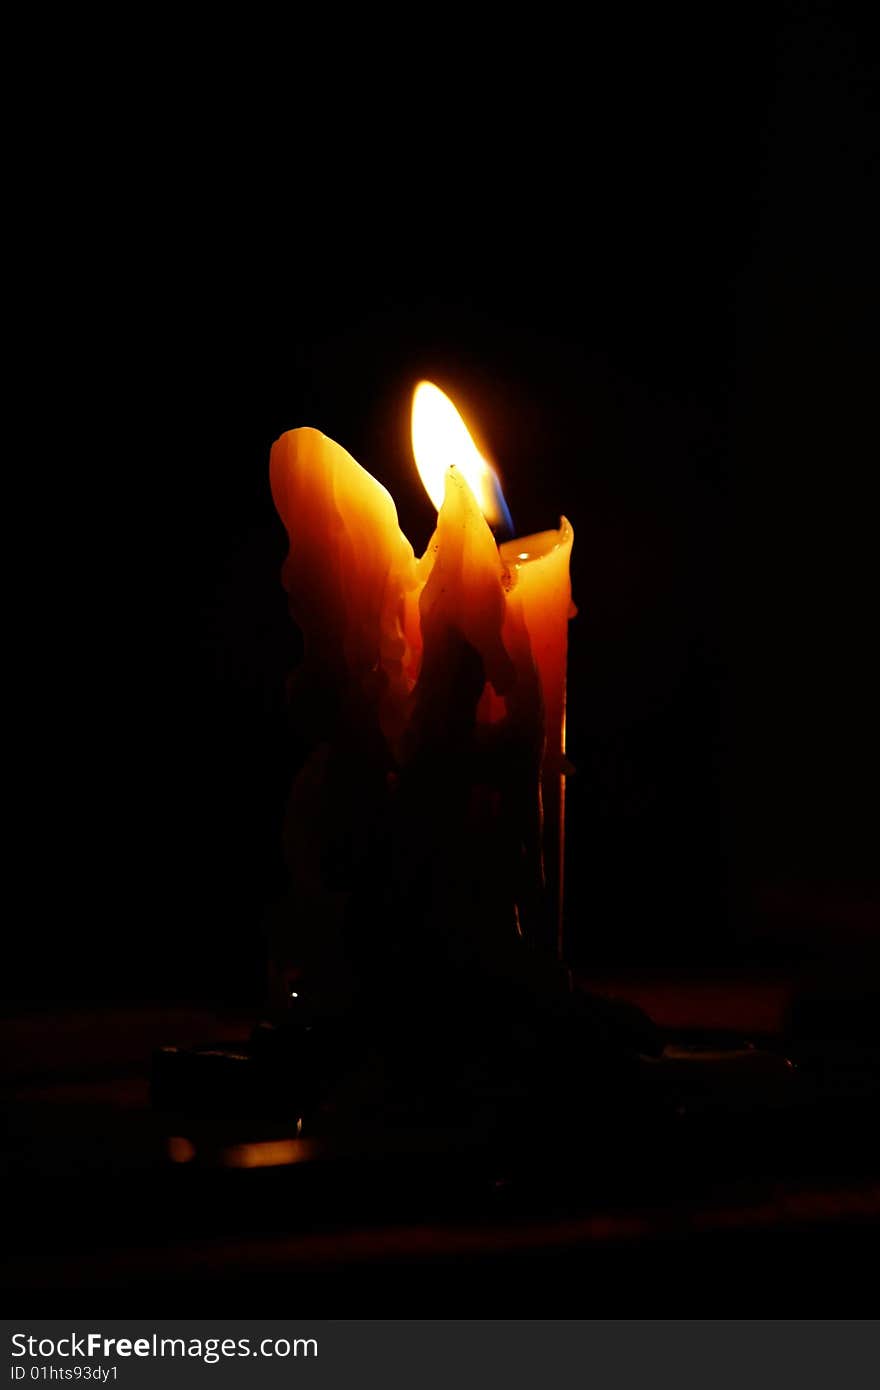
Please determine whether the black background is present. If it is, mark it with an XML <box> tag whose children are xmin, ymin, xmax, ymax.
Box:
<box><xmin>14</xmin><ymin>9</ymin><xmax>876</xmax><ymax>1004</ymax></box>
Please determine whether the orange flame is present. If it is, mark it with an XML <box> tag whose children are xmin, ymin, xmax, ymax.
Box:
<box><xmin>411</xmin><ymin>381</ymin><xmax>512</xmax><ymax>531</ymax></box>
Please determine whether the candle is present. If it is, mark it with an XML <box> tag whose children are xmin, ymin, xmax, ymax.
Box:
<box><xmin>269</xmin><ymin>383</ymin><xmax>574</xmax><ymax>1010</ymax></box>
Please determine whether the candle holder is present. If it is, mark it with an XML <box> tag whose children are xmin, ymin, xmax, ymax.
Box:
<box><xmin>151</xmin><ymin>960</ymin><xmax>814</xmax><ymax>1181</ymax></box>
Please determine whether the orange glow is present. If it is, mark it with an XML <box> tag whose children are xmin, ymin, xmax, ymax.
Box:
<box><xmin>411</xmin><ymin>381</ymin><xmax>512</xmax><ymax>530</ymax></box>
<box><xmin>220</xmin><ymin>1137</ymin><xmax>315</xmax><ymax>1169</ymax></box>
<box><xmin>167</xmin><ymin>1135</ymin><xmax>196</xmax><ymax>1164</ymax></box>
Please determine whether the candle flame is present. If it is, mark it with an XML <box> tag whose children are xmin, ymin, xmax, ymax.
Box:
<box><xmin>411</xmin><ymin>381</ymin><xmax>512</xmax><ymax>532</ymax></box>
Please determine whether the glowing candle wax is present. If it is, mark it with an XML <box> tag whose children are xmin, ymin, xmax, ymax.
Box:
<box><xmin>269</xmin><ymin>425</ymin><xmax>417</xmax><ymax>745</ymax></box>
<box><xmin>269</xmin><ymin>382</ymin><xmax>574</xmax><ymax>996</ymax></box>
